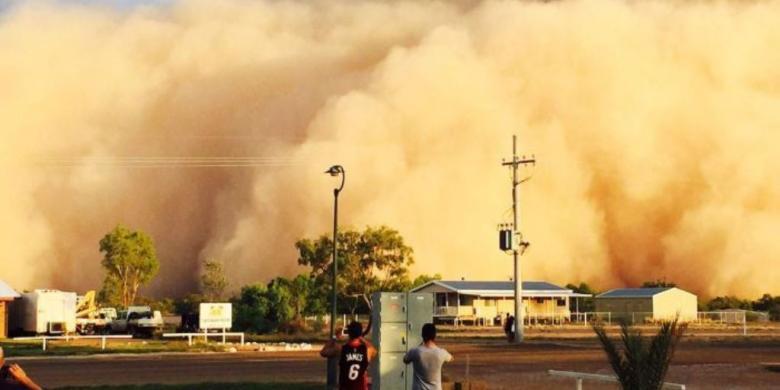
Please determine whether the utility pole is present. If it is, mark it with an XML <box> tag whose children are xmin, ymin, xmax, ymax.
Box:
<box><xmin>501</xmin><ymin>135</ymin><xmax>535</xmax><ymax>344</ymax></box>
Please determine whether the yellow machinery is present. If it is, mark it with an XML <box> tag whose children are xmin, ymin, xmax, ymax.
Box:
<box><xmin>75</xmin><ymin>291</ymin><xmax>116</xmax><ymax>334</ymax></box>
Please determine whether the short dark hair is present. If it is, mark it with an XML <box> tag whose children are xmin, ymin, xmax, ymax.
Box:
<box><xmin>347</xmin><ymin>321</ymin><xmax>363</xmax><ymax>339</ymax></box>
<box><xmin>422</xmin><ymin>323</ymin><xmax>436</xmax><ymax>342</ymax></box>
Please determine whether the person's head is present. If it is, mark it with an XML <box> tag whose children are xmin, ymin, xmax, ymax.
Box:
<box><xmin>422</xmin><ymin>323</ymin><xmax>437</xmax><ymax>343</ymax></box>
<box><xmin>346</xmin><ymin>321</ymin><xmax>363</xmax><ymax>340</ymax></box>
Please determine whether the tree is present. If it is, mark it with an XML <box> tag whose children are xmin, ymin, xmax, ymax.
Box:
<box><xmin>97</xmin><ymin>275</ymin><xmax>122</xmax><ymax>307</ymax></box>
<box><xmin>641</xmin><ymin>279</ymin><xmax>676</xmax><ymax>288</ymax></box>
<box><xmin>706</xmin><ymin>296</ymin><xmax>752</xmax><ymax>311</ymax></box>
<box><xmin>566</xmin><ymin>282</ymin><xmax>598</xmax><ymax>312</ymax></box>
<box><xmin>174</xmin><ymin>293</ymin><xmax>205</xmax><ymax>315</ymax></box>
<box><xmin>296</xmin><ymin>226</ymin><xmax>414</xmax><ymax>314</ymax></box>
<box><xmin>232</xmin><ymin>284</ymin><xmax>272</xmax><ymax>333</ymax></box>
<box><xmin>99</xmin><ymin>225</ymin><xmax>160</xmax><ymax>307</ymax></box>
<box><xmin>286</xmin><ymin>274</ymin><xmax>319</xmax><ymax>320</ymax></box>
<box><xmin>266</xmin><ymin>278</ymin><xmax>294</xmax><ymax>328</ymax></box>
<box><xmin>411</xmin><ymin>273</ymin><xmax>442</xmax><ymax>289</ymax></box>
<box><xmin>201</xmin><ymin>259</ymin><xmax>228</xmax><ymax>301</ymax></box>
<box><xmin>593</xmin><ymin>318</ymin><xmax>687</xmax><ymax>390</ymax></box>
<box><xmin>752</xmin><ymin>294</ymin><xmax>780</xmax><ymax>321</ymax></box>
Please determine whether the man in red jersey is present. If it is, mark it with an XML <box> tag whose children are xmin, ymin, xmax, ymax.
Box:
<box><xmin>320</xmin><ymin>321</ymin><xmax>377</xmax><ymax>390</ymax></box>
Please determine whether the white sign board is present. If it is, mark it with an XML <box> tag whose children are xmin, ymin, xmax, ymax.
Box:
<box><xmin>199</xmin><ymin>303</ymin><xmax>232</xmax><ymax>330</ymax></box>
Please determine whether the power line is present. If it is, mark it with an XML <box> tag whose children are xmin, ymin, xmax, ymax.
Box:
<box><xmin>36</xmin><ymin>156</ymin><xmax>312</xmax><ymax>168</ymax></box>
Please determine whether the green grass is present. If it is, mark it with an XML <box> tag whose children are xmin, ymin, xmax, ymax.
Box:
<box><xmin>55</xmin><ymin>383</ymin><xmax>322</xmax><ymax>390</ymax></box>
<box><xmin>0</xmin><ymin>339</ymin><xmax>224</xmax><ymax>357</ymax></box>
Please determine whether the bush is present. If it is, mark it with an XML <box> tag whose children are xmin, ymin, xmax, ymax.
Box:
<box><xmin>232</xmin><ymin>284</ymin><xmax>272</xmax><ymax>333</ymax></box>
<box><xmin>593</xmin><ymin>318</ymin><xmax>687</xmax><ymax>390</ymax></box>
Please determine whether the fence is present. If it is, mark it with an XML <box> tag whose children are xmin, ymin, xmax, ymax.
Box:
<box><xmin>549</xmin><ymin>370</ymin><xmax>686</xmax><ymax>390</ymax></box>
<box><xmin>162</xmin><ymin>330</ymin><xmax>245</xmax><ymax>346</ymax></box>
<box><xmin>13</xmin><ymin>335</ymin><xmax>133</xmax><ymax>351</ymax></box>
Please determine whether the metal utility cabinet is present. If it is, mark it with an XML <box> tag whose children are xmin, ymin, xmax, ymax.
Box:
<box><xmin>371</xmin><ymin>292</ymin><xmax>433</xmax><ymax>390</ymax></box>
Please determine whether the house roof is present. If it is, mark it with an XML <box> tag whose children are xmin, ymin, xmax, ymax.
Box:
<box><xmin>596</xmin><ymin>287</ymin><xmax>672</xmax><ymax>298</ymax></box>
<box><xmin>411</xmin><ymin>280</ymin><xmax>591</xmax><ymax>298</ymax></box>
<box><xmin>0</xmin><ymin>280</ymin><xmax>20</xmax><ymax>300</ymax></box>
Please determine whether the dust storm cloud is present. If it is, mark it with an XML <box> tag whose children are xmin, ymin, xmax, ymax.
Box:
<box><xmin>1</xmin><ymin>0</ymin><xmax>778</xmax><ymax>298</ymax></box>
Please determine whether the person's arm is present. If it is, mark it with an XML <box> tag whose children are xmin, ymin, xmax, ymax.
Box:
<box><xmin>320</xmin><ymin>339</ymin><xmax>341</xmax><ymax>358</ymax></box>
<box><xmin>8</xmin><ymin>364</ymin><xmax>42</xmax><ymax>390</ymax></box>
<box><xmin>403</xmin><ymin>348</ymin><xmax>415</xmax><ymax>364</ymax></box>
<box><xmin>363</xmin><ymin>338</ymin><xmax>377</xmax><ymax>362</ymax></box>
<box><xmin>443</xmin><ymin>349</ymin><xmax>454</xmax><ymax>363</ymax></box>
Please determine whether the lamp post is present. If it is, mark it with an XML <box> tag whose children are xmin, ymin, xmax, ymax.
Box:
<box><xmin>325</xmin><ymin>164</ymin><xmax>345</xmax><ymax>389</ymax></box>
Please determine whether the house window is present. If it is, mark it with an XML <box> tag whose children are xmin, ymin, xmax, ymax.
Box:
<box><xmin>535</xmin><ymin>298</ymin><xmax>545</xmax><ymax>304</ymax></box>
<box><xmin>557</xmin><ymin>299</ymin><xmax>566</xmax><ymax>307</ymax></box>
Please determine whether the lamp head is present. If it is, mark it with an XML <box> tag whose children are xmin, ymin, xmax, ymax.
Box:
<box><xmin>325</xmin><ymin>165</ymin><xmax>343</xmax><ymax>177</ymax></box>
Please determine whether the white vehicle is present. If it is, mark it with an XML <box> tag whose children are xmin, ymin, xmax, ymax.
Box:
<box><xmin>75</xmin><ymin>291</ymin><xmax>117</xmax><ymax>335</ymax></box>
<box><xmin>109</xmin><ymin>306</ymin><xmax>163</xmax><ymax>337</ymax></box>
<box><xmin>12</xmin><ymin>290</ymin><xmax>77</xmax><ymax>334</ymax></box>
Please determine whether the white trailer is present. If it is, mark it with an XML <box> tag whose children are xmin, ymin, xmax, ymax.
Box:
<box><xmin>13</xmin><ymin>290</ymin><xmax>77</xmax><ymax>334</ymax></box>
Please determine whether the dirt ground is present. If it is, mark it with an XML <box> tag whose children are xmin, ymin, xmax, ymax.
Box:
<box><xmin>12</xmin><ymin>334</ymin><xmax>779</xmax><ymax>389</ymax></box>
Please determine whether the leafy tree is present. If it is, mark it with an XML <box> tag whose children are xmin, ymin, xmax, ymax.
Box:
<box><xmin>706</xmin><ymin>296</ymin><xmax>752</xmax><ymax>311</ymax></box>
<box><xmin>97</xmin><ymin>275</ymin><xmax>122</xmax><ymax>307</ymax></box>
<box><xmin>286</xmin><ymin>274</ymin><xmax>321</xmax><ymax>320</ymax></box>
<box><xmin>641</xmin><ymin>279</ymin><xmax>676</xmax><ymax>288</ymax></box>
<box><xmin>174</xmin><ymin>293</ymin><xmax>205</xmax><ymax>315</ymax></box>
<box><xmin>593</xmin><ymin>318</ymin><xmax>687</xmax><ymax>390</ymax></box>
<box><xmin>566</xmin><ymin>282</ymin><xmax>598</xmax><ymax>312</ymax></box>
<box><xmin>752</xmin><ymin>294</ymin><xmax>780</xmax><ymax>321</ymax></box>
<box><xmin>266</xmin><ymin>278</ymin><xmax>294</xmax><ymax>328</ymax></box>
<box><xmin>99</xmin><ymin>225</ymin><xmax>160</xmax><ymax>307</ymax></box>
<box><xmin>411</xmin><ymin>273</ymin><xmax>442</xmax><ymax>289</ymax></box>
<box><xmin>296</xmin><ymin>226</ymin><xmax>414</xmax><ymax>314</ymax></box>
<box><xmin>201</xmin><ymin>259</ymin><xmax>228</xmax><ymax>301</ymax></box>
<box><xmin>232</xmin><ymin>284</ymin><xmax>272</xmax><ymax>333</ymax></box>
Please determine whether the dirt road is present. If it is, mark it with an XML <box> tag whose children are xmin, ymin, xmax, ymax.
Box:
<box><xmin>12</xmin><ymin>339</ymin><xmax>780</xmax><ymax>389</ymax></box>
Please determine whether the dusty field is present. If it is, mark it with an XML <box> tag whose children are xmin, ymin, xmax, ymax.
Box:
<box><xmin>11</xmin><ymin>334</ymin><xmax>779</xmax><ymax>389</ymax></box>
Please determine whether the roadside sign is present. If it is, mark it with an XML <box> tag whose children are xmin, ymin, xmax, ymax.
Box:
<box><xmin>199</xmin><ymin>303</ymin><xmax>232</xmax><ymax>330</ymax></box>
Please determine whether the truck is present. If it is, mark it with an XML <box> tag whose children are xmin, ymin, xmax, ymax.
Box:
<box><xmin>75</xmin><ymin>291</ymin><xmax>117</xmax><ymax>335</ymax></box>
<box><xmin>11</xmin><ymin>290</ymin><xmax>77</xmax><ymax>334</ymax></box>
<box><xmin>109</xmin><ymin>306</ymin><xmax>164</xmax><ymax>337</ymax></box>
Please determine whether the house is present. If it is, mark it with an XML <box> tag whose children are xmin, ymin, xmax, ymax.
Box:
<box><xmin>410</xmin><ymin>280</ymin><xmax>591</xmax><ymax>325</ymax></box>
<box><xmin>0</xmin><ymin>280</ymin><xmax>20</xmax><ymax>338</ymax></box>
<box><xmin>594</xmin><ymin>287</ymin><xmax>698</xmax><ymax>322</ymax></box>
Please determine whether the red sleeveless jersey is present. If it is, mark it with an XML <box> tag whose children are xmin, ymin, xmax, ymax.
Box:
<box><xmin>339</xmin><ymin>339</ymin><xmax>369</xmax><ymax>390</ymax></box>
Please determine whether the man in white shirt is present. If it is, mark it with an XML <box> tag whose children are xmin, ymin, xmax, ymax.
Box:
<box><xmin>403</xmin><ymin>323</ymin><xmax>453</xmax><ymax>390</ymax></box>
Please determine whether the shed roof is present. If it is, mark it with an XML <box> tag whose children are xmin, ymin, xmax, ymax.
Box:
<box><xmin>411</xmin><ymin>280</ymin><xmax>591</xmax><ymax>298</ymax></box>
<box><xmin>0</xmin><ymin>279</ymin><xmax>20</xmax><ymax>299</ymax></box>
<box><xmin>597</xmin><ymin>287</ymin><xmax>672</xmax><ymax>298</ymax></box>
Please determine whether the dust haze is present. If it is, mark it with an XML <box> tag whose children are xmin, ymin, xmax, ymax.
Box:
<box><xmin>1</xmin><ymin>0</ymin><xmax>779</xmax><ymax>298</ymax></box>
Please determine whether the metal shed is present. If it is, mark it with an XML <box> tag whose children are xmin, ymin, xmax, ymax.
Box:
<box><xmin>595</xmin><ymin>287</ymin><xmax>698</xmax><ymax>322</ymax></box>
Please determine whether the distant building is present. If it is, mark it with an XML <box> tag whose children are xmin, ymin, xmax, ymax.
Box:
<box><xmin>0</xmin><ymin>280</ymin><xmax>20</xmax><ymax>338</ymax></box>
<box><xmin>594</xmin><ymin>287</ymin><xmax>698</xmax><ymax>322</ymax></box>
<box><xmin>410</xmin><ymin>280</ymin><xmax>591</xmax><ymax>325</ymax></box>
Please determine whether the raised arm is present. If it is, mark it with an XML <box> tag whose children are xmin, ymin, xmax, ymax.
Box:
<box><xmin>363</xmin><ymin>338</ymin><xmax>378</xmax><ymax>362</ymax></box>
<box><xmin>320</xmin><ymin>339</ymin><xmax>341</xmax><ymax>358</ymax></box>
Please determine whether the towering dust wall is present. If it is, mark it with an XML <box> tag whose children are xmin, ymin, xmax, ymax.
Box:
<box><xmin>1</xmin><ymin>0</ymin><xmax>779</xmax><ymax>297</ymax></box>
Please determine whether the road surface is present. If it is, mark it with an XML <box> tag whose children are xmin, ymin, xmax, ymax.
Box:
<box><xmin>11</xmin><ymin>339</ymin><xmax>780</xmax><ymax>389</ymax></box>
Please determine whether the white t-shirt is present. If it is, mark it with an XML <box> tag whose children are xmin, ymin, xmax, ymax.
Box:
<box><xmin>404</xmin><ymin>345</ymin><xmax>453</xmax><ymax>390</ymax></box>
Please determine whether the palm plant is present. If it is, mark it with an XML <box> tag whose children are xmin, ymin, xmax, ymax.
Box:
<box><xmin>593</xmin><ymin>318</ymin><xmax>687</xmax><ymax>390</ymax></box>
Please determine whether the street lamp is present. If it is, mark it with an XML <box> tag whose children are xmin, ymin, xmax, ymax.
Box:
<box><xmin>325</xmin><ymin>164</ymin><xmax>344</xmax><ymax>389</ymax></box>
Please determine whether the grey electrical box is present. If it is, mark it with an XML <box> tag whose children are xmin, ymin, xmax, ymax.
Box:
<box><xmin>371</xmin><ymin>292</ymin><xmax>434</xmax><ymax>390</ymax></box>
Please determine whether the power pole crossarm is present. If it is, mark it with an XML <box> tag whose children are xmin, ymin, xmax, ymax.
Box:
<box><xmin>501</xmin><ymin>135</ymin><xmax>535</xmax><ymax>344</ymax></box>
